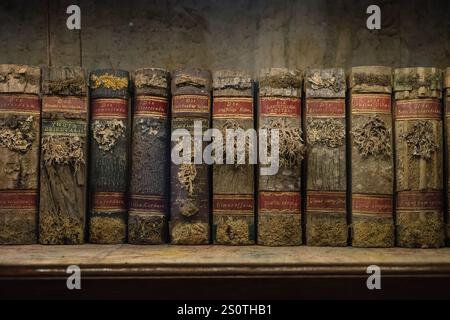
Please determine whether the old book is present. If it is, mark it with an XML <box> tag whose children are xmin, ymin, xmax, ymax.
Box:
<box><xmin>257</xmin><ymin>68</ymin><xmax>303</xmax><ymax>246</ymax></box>
<box><xmin>170</xmin><ymin>68</ymin><xmax>211</xmax><ymax>244</ymax></box>
<box><xmin>0</xmin><ymin>64</ymin><xmax>41</xmax><ymax>244</ymax></box>
<box><xmin>128</xmin><ymin>68</ymin><xmax>170</xmax><ymax>244</ymax></box>
<box><xmin>89</xmin><ymin>69</ymin><xmax>130</xmax><ymax>244</ymax></box>
<box><xmin>349</xmin><ymin>66</ymin><xmax>394</xmax><ymax>247</ymax></box>
<box><xmin>212</xmin><ymin>70</ymin><xmax>255</xmax><ymax>245</ymax></box>
<box><xmin>39</xmin><ymin>66</ymin><xmax>88</xmax><ymax>244</ymax></box>
<box><xmin>394</xmin><ymin>67</ymin><xmax>444</xmax><ymax>248</ymax></box>
<box><xmin>305</xmin><ymin>68</ymin><xmax>347</xmax><ymax>246</ymax></box>
<box><xmin>446</xmin><ymin>68</ymin><xmax>450</xmax><ymax>243</ymax></box>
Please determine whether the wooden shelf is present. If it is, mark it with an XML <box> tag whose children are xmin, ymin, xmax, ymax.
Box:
<box><xmin>1</xmin><ymin>245</ymin><xmax>450</xmax><ymax>299</ymax></box>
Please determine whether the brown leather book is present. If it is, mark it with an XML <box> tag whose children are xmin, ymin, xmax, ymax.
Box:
<box><xmin>39</xmin><ymin>66</ymin><xmax>88</xmax><ymax>244</ymax></box>
<box><xmin>89</xmin><ymin>69</ymin><xmax>130</xmax><ymax>244</ymax></box>
<box><xmin>394</xmin><ymin>67</ymin><xmax>444</xmax><ymax>248</ymax></box>
<box><xmin>304</xmin><ymin>68</ymin><xmax>347</xmax><ymax>246</ymax></box>
<box><xmin>212</xmin><ymin>70</ymin><xmax>255</xmax><ymax>245</ymax></box>
<box><xmin>128</xmin><ymin>68</ymin><xmax>170</xmax><ymax>244</ymax></box>
<box><xmin>446</xmin><ymin>68</ymin><xmax>450</xmax><ymax>244</ymax></box>
<box><xmin>0</xmin><ymin>64</ymin><xmax>40</xmax><ymax>244</ymax></box>
<box><xmin>170</xmin><ymin>68</ymin><xmax>211</xmax><ymax>244</ymax></box>
<box><xmin>349</xmin><ymin>66</ymin><xmax>394</xmax><ymax>247</ymax></box>
<box><xmin>257</xmin><ymin>68</ymin><xmax>303</xmax><ymax>246</ymax></box>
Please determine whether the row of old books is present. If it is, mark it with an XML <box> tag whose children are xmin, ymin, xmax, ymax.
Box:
<box><xmin>0</xmin><ymin>65</ymin><xmax>449</xmax><ymax>248</ymax></box>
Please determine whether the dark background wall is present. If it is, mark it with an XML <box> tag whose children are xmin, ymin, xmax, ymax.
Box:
<box><xmin>0</xmin><ymin>0</ymin><xmax>449</xmax><ymax>75</ymax></box>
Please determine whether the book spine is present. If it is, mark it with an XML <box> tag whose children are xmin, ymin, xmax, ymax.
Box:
<box><xmin>394</xmin><ymin>67</ymin><xmax>444</xmax><ymax>248</ymax></box>
<box><xmin>170</xmin><ymin>68</ymin><xmax>211</xmax><ymax>244</ymax></box>
<box><xmin>212</xmin><ymin>70</ymin><xmax>255</xmax><ymax>245</ymax></box>
<box><xmin>257</xmin><ymin>68</ymin><xmax>303</xmax><ymax>246</ymax></box>
<box><xmin>39</xmin><ymin>66</ymin><xmax>88</xmax><ymax>245</ymax></box>
<box><xmin>128</xmin><ymin>68</ymin><xmax>170</xmax><ymax>244</ymax></box>
<box><xmin>444</xmin><ymin>68</ymin><xmax>450</xmax><ymax>243</ymax></box>
<box><xmin>89</xmin><ymin>69</ymin><xmax>130</xmax><ymax>244</ymax></box>
<box><xmin>349</xmin><ymin>66</ymin><xmax>394</xmax><ymax>248</ymax></box>
<box><xmin>0</xmin><ymin>64</ymin><xmax>41</xmax><ymax>244</ymax></box>
<box><xmin>305</xmin><ymin>68</ymin><xmax>347</xmax><ymax>246</ymax></box>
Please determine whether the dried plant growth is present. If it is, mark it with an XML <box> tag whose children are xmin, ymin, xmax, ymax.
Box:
<box><xmin>90</xmin><ymin>74</ymin><xmax>128</xmax><ymax>90</ymax></box>
<box><xmin>401</xmin><ymin>121</ymin><xmax>438</xmax><ymax>160</ymax></box>
<box><xmin>89</xmin><ymin>216</ymin><xmax>126</xmax><ymax>244</ymax></box>
<box><xmin>92</xmin><ymin>119</ymin><xmax>125</xmax><ymax>152</ymax></box>
<box><xmin>0</xmin><ymin>115</ymin><xmax>35</xmax><ymax>153</ymax></box>
<box><xmin>137</xmin><ymin>118</ymin><xmax>160</xmax><ymax>136</ymax></box>
<box><xmin>39</xmin><ymin>212</ymin><xmax>83</xmax><ymax>244</ymax></box>
<box><xmin>396</xmin><ymin>71</ymin><xmax>441</xmax><ymax>90</ymax></box>
<box><xmin>46</xmin><ymin>77</ymin><xmax>85</xmax><ymax>95</ymax></box>
<box><xmin>216</xmin><ymin>217</ymin><xmax>250</xmax><ymax>245</ymax></box>
<box><xmin>258</xmin><ymin>214</ymin><xmax>301</xmax><ymax>246</ymax></box>
<box><xmin>174</xmin><ymin>74</ymin><xmax>207</xmax><ymax>88</ymax></box>
<box><xmin>352</xmin><ymin>216</ymin><xmax>394</xmax><ymax>247</ymax></box>
<box><xmin>307</xmin><ymin>71</ymin><xmax>344</xmax><ymax>93</ymax></box>
<box><xmin>307</xmin><ymin>118</ymin><xmax>345</xmax><ymax>148</ymax></box>
<box><xmin>171</xmin><ymin>222</ymin><xmax>209</xmax><ymax>244</ymax></box>
<box><xmin>42</xmin><ymin>136</ymin><xmax>85</xmax><ymax>173</ymax></box>
<box><xmin>352</xmin><ymin>115</ymin><xmax>391</xmax><ymax>158</ymax></box>
<box><xmin>353</xmin><ymin>73</ymin><xmax>391</xmax><ymax>87</ymax></box>
<box><xmin>178</xmin><ymin>164</ymin><xmax>197</xmax><ymax>196</ymax></box>
<box><xmin>217</xmin><ymin>119</ymin><xmax>252</xmax><ymax>167</ymax></box>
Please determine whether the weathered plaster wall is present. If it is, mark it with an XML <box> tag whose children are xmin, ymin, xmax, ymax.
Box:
<box><xmin>0</xmin><ymin>0</ymin><xmax>449</xmax><ymax>75</ymax></box>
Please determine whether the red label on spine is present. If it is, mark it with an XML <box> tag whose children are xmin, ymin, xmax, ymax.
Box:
<box><xmin>0</xmin><ymin>95</ymin><xmax>40</xmax><ymax>113</ymax></box>
<box><xmin>352</xmin><ymin>194</ymin><xmax>393</xmax><ymax>215</ymax></box>
<box><xmin>213</xmin><ymin>195</ymin><xmax>254</xmax><ymax>213</ymax></box>
<box><xmin>92</xmin><ymin>99</ymin><xmax>127</xmax><ymax>119</ymax></box>
<box><xmin>397</xmin><ymin>191</ymin><xmax>442</xmax><ymax>211</ymax></box>
<box><xmin>260</xmin><ymin>97</ymin><xmax>300</xmax><ymax>117</ymax></box>
<box><xmin>43</xmin><ymin>96</ymin><xmax>87</xmax><ymax>113</ymax></box>
<box><xmin>92</xmin><ymin>192</ymin><xmax>127</xmax><ymax>212</ymax></box>
<box><xmin>307</xmin><ymin>192</ymin><xmax>346</xmax><ymax>213</ymax></box>
<box><xmin>0</xmin><ymin>191</ymin><xmax>37</xmax><ymax>210</ymax></box>
<box><xmin>306</xmin><ymin>99</ymin><xmax>345</xmax><ymax>117</ymax></box>
<box><xmin>351</xmin><ymin>94</ymin><xmax>391</xmax><ymax>114</ymax></box>
<box><xmin>129</xmin><ymin>195</ymin><xmax>166</xmax><ymax>213</ymax></box>
<box><xmin>258</xmin><ymin>192</ymin><xmax>300</xmax><ymax>214</ymax></box>
<box><xmin>135</xmin><ymin>96</ymin><xmax>168</xmax><ymax>117</ymax></box>
<box><xmin>172</xmin><ymin>95</ymin><xmax>210</xmax><ymax>114</ymax></box>
<box><xmin>395</xmin><ymin>99</ymin><xmax>441</xmax><ymax>120</ymax></box>
<box><xmin>213</xmin><ymin>97</ymin><xmax>253</xmax><ymax>118</ymax></box>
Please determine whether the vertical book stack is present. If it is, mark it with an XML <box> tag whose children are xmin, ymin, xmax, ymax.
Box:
<box><xmin>212</xmin><ymin>70</ymin><xmax>255</xmax><ymax>245</ymax></box>
<box><xmin>89</xmin><ymin>69</ymin><xmax>130</xmax><ymax>244</ymax></box>
<box><xmin>0</xmin><ymin>65</ymin><xmax>41</xmax><ymax>244</ymax></box>
<box><xmin>39</xmin><ymin>66</ymin><xmax>89</xmax><ymax>244</ymax></box>
<box><xmin>349</xmin><ymin>66</ymin><xmax>394</xmax><ymax>247</ymax></box>
<box><xmin>394</xmin><ymin>67</ymin><xmax>444</xmax><ymax>248</ymax></box>
<box><xmin>305</xmin><ymin>68</ymin><xmax>347</xmax><ymax>246</ymax></box>
<box><xmin>128</xmin><ymin>68</ymin><xmax>170</xmax><ymax>244</ymax></box>
<box><xmin>257</xmin><ymin>68</ymin><xmax>303</xmax><ymax>246</ymax></box>
<box><xmin>170</xmin><ymin>68</ymin><xmax>211</xmax><ymax>244</ymax></box>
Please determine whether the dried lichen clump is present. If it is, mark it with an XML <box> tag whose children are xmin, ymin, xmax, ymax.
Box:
<box><xmin>0</xmin><ymin>115</ymin><xmax>35</xmax><ymax>153</ymax></box>
<box><xmin>89</xmin><ymin>216</ymin><xmax>126</xmax><ymax>244</ymax></box>
<box><xmin>217</xmin><ymin>119</ymin><xmax>253</xmax><ymax>167</ymax></box>
<box><xmin>216</xmin><ymin>217</ymin><xmax>251</xmax><ymax>245</ymax></box>
<box><xmin>258</xmin><ymin>214</ymin><xmax>301</xmax><ymax>246</ymax></box>
<box><xmin>177</xmin><ymin>198</ymin><xmax>199</xmax><ymax>217</ymax></box>
<box><xmin>137</xmin><ymin>118</ymin><xmax>160</xmax><ymax>136</ymax></box>
<box><xmin>395</xmin><ymin>70</ymin><xmax>441</xmax><ymax>90</ymax></box>
<box><xmin>353</xmin><ymin>73</ymin><xmax>391</xmax><ymax>88</ymax></box>
<box><xmin>171</xmin><ymin>222</ymin><xmax>209</xmax><ymax>244</ymax></box>
<box><xmin>42</xmin><ymin>136</ymin><xmax>85</xmax><ymax>173</ymax></box>
<box><xmin>306</xmin><ymin>214</ymin><xmax>348</xmax><ymax>246</ymax></box>
<box><xmin>262</xmin><ymin>118</ymin><xmax>305</xmax><ymax>168</ymax></box>
<box><xmin>397</xmin><ymin>212</ymin><xmax>444</xmax><ymax>248</ymax></box>
<box><xmin>40</xmin><ymin>212</ymin><xmax>83</xmax><ymax>244</ymax></box>
<box><xmin>0</xmin><ymin>68</ymin><xmax>39</xmax><ymax>86</ymax></box>
<box><xmin>352</xmin><ymin>115</ymin><xmax>391</xmax><ymax>158</ymax></box>
<box><xmin>90</xmin><ymin>74</ymin><xmax>128</xmax><ymax>90</ymax></box>
<box><xmin>128</xmin><ymin>215</ymin><xmax>165</xmax><ymax>244</ymax></box>
<box><xmin>46</xmin><ymin>77</ymin><xmax>86</xmax><ymax>95</ymax></box>
<box><xmin>178</xmin><ymin>164</ymin><xmax>197</xmax><ymax>197</ymax></box>
<box><xmin>0</xmin><ymin>213</ymin><xmax>36</xmax><ymax>244</ymax></box>
<box><xmin>401</xmin><ymin>121</ymin><xmax>438</xmax><ymax>160</ymax></box>
<box><xmin>92</xmin><ymin>119</ymin><xmax>125</xmax><ymax>152</ymax></box>
<box><xmin>307</xmin><ymin>118</ymin><xmax>345</xmax><ymax>148</ymax></box>
<box><xmin>259</xmin><ymin>72</ymin><xmax>302</xmax><ymax>89</ymax></box>
<box><xmin>174</xmin><ymin>74</ymin><xmax>207</xmax><ymax>88</ymax></box>
<box><xmin>307</xmin><ymin>71</ymin><xmax>345</xmax><ymax>93</ymax></box>
<box><xmin>352</xmin><ymin>216</ymin><xmax>394</xmax><ymax>248</ymax></box>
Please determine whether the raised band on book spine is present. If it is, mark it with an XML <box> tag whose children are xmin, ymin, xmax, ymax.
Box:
<box><xmin>0</xmin><ymin>64</ymin><xmax>41</xmax><ymax>244</ymax></box>
<box><xmin>349</xmin><ymin>66</ymin><xmax>394</xmax><ymax>248</ymax></box>
<box><xmin>305</xmin><ymin>68</ymin><xmax>347</xmax><ymax>246</ymax></box>
<box><xmin>394</xmin><ymin>67</ymin><xmax>444</xmax><ymax>248</ymax></box>
<box><xmin>128</xmin><ymin>68</ymin><xmax>170</xmax><ymax>244</ymax></box>
<box><xmin>212</xmin><ymin>70</ymin><xmax>255</xmax><ymax>245</ymax></box>
<box><xmin>39</xmin><ymin>66</ymin><xmax>88</xmax><ymax>245</ymax></box>
<box><xmin>257</xmin><ymin>68</ymin><xmax>303</xmax><ymax>246</ymax></box>
<box><xmin>89</xmin><ymin>69</ymin><xmax>130</xmax><ymax>244</ymax></box>
<box><xmin>170</xmin><ymin>68</ymin><xmax>211</xmax><ymax>244</ymax></box>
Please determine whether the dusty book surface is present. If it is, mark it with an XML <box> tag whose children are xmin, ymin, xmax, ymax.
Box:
<box><xmin>305</xmin><ymin>68</ymin><xmax>347</xmax><ymax>247</ymax></box>
<box><xmin>444</xmin><ymin>67</ymin><xmax>450</xmax><ymax>242</ymax></box>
